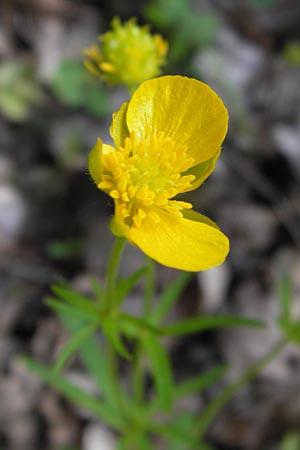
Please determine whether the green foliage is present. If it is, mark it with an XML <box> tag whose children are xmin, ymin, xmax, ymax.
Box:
<box><xmin>174</xmin><ymin>365</ymin><xmax>227</xmax><ymax>400</ymax></box>
<box><xmin>52</xmin><ymin>60</ymin><xmax>109</xmax><ymax>116</ymax></box>
<box><xmin>61</xmin><ymin>314</ymin><xmax>126</xmax><ymax>412</ymax></box>
<box><xmin>144</xmin><ymin>0</ymin><xmax>218</xmax><ymax>66</ymax></box>
<box><xmin>278</xmin><ymin>273</ymin><xmax>300</xmax><ymax>343</ymax></box>
<box><xmin>282</xmin><ymin>41</ymin><xmax>300</xmax><ymax>67</ymax></box>
<box><xmin>114</xmin><ymin>267</ymin><xmax>147</xmax><ymax>308</ymax></box>
<box><xmin>281</xmin><ymin>432</ymin><xmax>300</xmax><ymax>450</ymax></box>
<box><xmin>164</xmin><ymin>413</ymin><xmax>214</xmax><ymax>450</ymax></box>
<box><xmin>103</xmin><ymin>317</ymin><xmax>132</xmax><ymax>360</ymax></box>
<box><xmin>142</xmin><ymin>334</ymin><xmax>173</xmax><ymax>411</ymax></box>
<box><xmin>52</xmin><ymin>322</ymin><xmax>97</xmax><ymax>373</ymax></box>
<box><xmin>89</xmin><ymin>276</ymin><xmax>105</xmax><ymax>303</ymax></box>
<box><xmin>23</xmin><ymin>358</ymin><xmax>125</xmax><ymax>429</ymax></box>
<box><xmin>150</xmin><ymin>271</ymin><xmax>191</xmax><ymax>325</ymax></box>
<box><xmin>26</xmin><ymin>235</ymin><xmax>289</xmax><ymax>450</ymax></box>
<box><xmin>0</xmin><ymin>60</ymin><xmax>44</xmax><ymax>121</ymax></box>
<box><xmin>51</xmin><ymin>283</ymin><xmax>101</xmax><ymax>318</ymax></box>
<box><xmin>161</xmin><ymin>315</ymin><xmax>263</xmax><ymax>336</ymax></box>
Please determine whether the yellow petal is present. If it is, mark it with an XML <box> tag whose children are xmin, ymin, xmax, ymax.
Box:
<box><xmin>126</xmin><ymin>75</ymin><xmax>228</xmax><ymax>165</ymax></box>
<box><xmin>110</xmin><ymin>101</ymin><xmax>129</xmax><ymax>148</ymax></box>
<box><xmin>127</xmin><ymin>209</ymin><xmax>229</xmax><ymax>271</ymax></box>
<box><xmin>88</xmin><ymin>138</ymin><xmax>103</xmax><ymax>185</ymax></box>
<box><xmin>184</xmin><ymin>149</ymin><xmax>221</xmax><ymax>192</ymax></box>
<box><xmin>88</xmin><ymin>139</ymin><xmax>115</xmax><ymax>185</ymax></box>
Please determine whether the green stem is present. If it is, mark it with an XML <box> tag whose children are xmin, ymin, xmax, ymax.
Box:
<box><xmin>196</xmin><ymin>337</ymin><xmax>287</xmax><ymax>439</ymax></box>
<box><xmin>105</xmin><ymin>237</ymin><xmax>126</xmax><ymax>311</ymax></box>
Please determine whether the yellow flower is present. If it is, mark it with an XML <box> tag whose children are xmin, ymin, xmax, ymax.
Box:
<box><xmin>84</xmin><ymin>17</ymin><xmax>167</xmax><ymax>89</ymax></box>
<box><xmin>89</xmin><ymin>76</ymin><xmax>229</xmax><ymax>271</ymax></box>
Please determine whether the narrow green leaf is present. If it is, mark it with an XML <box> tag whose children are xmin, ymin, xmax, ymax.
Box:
<box><xmin>52</xmin><ymin>284</ymin><xmax>99</xmax><ymax>316</ymax></box>
<box><xmin>133</xmin><ymin>434</ymin><xmax>153</xmax><ymax>450</ymax></box>
<box><xmin>117</xmin><ymin>432</ymin><xmax>152</xmax><ymax>450</ymax></box>
<box><xmin>278</xmin><ymin>272</ymin><xmax>292</xmax><ymax>327</ymax></box>
<box><xmin>150</xmin><ymin>272</ymin><xmax>192</xmax><ymax>325</ymax></box>
<box><xmin>47</xmin><ymin>298</ymin><xmax>97</xmax><ymax>322</ymax></box>
<box><xmin>174</xmin><ymin>365</ymin><xmax>227</xmax><ymax>399</ymax></box>
<box><xmin>162</xmin><ymin>315</ymin><xmax>264</xmax><ymax>337</ymax></box>
<box><xmin>119</xmin><ymin>313</ymin><xmax>161</xmax><ymax>337</ymax></box>
<box><xmin>61</xmin><ymin>314</ymin><xmax>120</xmax><ymax>412</ymax></box>
<box><xmin>23</xmin><ymin>358</ymin><xmax>124</xmax><ymax>429</ymax></box>
<box><xmin>281</xmin><ymin>432</ymin><xmax>300</xmax><ymax>450</ymax></box>
<box><xmin>89</xmin><ymin>276</ymin><xmax>105</xmax><ymax>303</ymax></box>
<box><xmin>164</xmin><ymin>413</ymin><xmax>215</xmax><ymax>450</ymax></box>
<box><xmin>52</xmin><ymin>322</ymin><xmax>97</xmax><ymax>374</ymax></box>
<box><xmin>142</xmin><ymin>335</ymin><xmax>173</xmax><ymax>411</ymax></box>
<box><xmin>147</xmin><ymin>422</ymin><xmax>196</xmax><ymax>447</ymax></box>
<box><xmin>103</xmin><ymin>319</ymin><xmax>132</xmax><ymax>360</ymax></box>
<box><xmin>114</xmin><ymin>268</ymin><xmax>147</xmax><ymax>308</ymax></box>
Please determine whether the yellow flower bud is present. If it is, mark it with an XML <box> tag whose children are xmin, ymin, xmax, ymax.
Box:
<box><xmin>84</xmin><ymin>17</ymin><xmax>168</xmax><ymax>89</ymax></box>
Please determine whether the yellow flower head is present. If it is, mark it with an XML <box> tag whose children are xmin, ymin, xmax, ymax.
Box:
<box><xmin>84</xmin><ymin>17</ymin><xmax>167</xmax><ymax>88</ymax></box>
<box><xmin>89</xmin><ymin>76</ymin><xmax>229</xmax><ymax>271</ymax></box>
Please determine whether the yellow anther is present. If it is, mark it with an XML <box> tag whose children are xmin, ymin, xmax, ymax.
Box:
<box><xmin>99</xmin><ymin>62</ymin><xmax>116</xmax><ymax>73</ymax></box>
<box><xmin>110</xmin><ymin>189</ymin><xmax>120</xmax><ymax>199</ymax></box>
<box><xmin>98</xmin><ymin>180</ymin><xmax>111</xmax><ymax>190</ymax></box>
<box><xmin>117</xmin><ymin>175</ymin><xmax>128</xmax><ymax>193</ymax></box>
<box><xmin>121</xmin><ymin>192</ymin><xmax>129</xmax><ymax>202</ymax></box>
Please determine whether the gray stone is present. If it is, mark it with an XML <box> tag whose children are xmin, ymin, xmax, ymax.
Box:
<box><xmin>0</xmin><ymin>183</ymin><xmax>27</xmax><ymax>251</ymax></box>
<box><xmin>82</xmin><ymin>423</ymin><xmax>116</xmax><ymax>450</ymax></box>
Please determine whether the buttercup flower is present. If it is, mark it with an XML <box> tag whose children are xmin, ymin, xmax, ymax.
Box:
<box><xmin>84</xmin><ymin>17</ymin><xmax>167</xmax><ymax>89</ymax></box>
<box><xmin>89</xmin><ymin>76</ymin><xmax>229</xmax><ymax>271</ymax></box>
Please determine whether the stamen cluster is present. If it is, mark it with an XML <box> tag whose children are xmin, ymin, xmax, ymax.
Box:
<box><xmin>99</xmin><ymin>132</ymin><xmax>195</xmax><ymax>228</ymax></box>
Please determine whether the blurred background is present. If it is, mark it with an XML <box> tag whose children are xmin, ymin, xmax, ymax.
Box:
<box><xmin>1</xmin><ymin>0</ymin><xmax>300</xmax><ymax>449</ymax></box>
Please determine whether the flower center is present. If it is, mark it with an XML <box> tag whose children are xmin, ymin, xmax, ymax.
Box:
<box><xmin>99</xmin><ymin>132</ymin><xmax>196</xmax><ymax>228</ymax></box>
